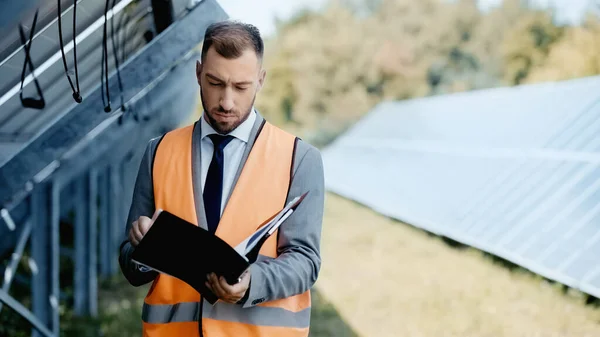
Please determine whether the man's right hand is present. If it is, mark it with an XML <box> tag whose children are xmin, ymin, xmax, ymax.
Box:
<box><xmin>129</xmin><ymin>209</ymin><xmax>162</xmax><ymax>247</ymax></box>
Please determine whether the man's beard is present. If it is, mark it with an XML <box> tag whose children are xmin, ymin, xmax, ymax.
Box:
<box><xmin>200</xmin><ymin>88</ymin><xmax>254</xmax><ymax>134</ymax></box>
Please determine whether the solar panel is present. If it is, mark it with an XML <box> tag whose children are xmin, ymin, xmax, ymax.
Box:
<box><xmin>0</xmin><ymin>0</ymin><xmax>153</xmax><ymax>167</ymax></box>
<box><xmin>322</xmin><ymin>75</ymin><xmax>600</xmax><ymax>298</ymax></box>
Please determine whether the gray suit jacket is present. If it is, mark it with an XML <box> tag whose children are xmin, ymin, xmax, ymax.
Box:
<box><xmin>118</xmin><ymin>111</ymin><xmax>324</xmax><ymax>308</ymax></box>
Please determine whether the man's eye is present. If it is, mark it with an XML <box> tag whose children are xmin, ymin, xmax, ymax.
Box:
<box><xmin>208</xmin><ymin>82</ymin><xmax>221</xmax><ymax>86</ymax></box>
<box><xmin>236</xmin><ymin>86</ymin><xmax>248</xmax><ymax>91</ymax></box>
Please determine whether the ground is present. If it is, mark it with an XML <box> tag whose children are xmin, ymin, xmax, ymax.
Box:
<box><xmin>81</xmin><ymin>192</ymin><xmax>600</xmax><ymax>337</ymax></box>
<box><xmin>315</xmin><ymin>192</ymin><xmax>600</xmax><ymax>337</ymax></box>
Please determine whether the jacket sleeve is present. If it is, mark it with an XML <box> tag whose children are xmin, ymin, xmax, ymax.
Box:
<box><xmin>242</xmin><ymin>142</ymin><xmax>325</xmax><ymax>307</ymax></box>
<box><xmin>118</xmin><ymin>137</ymin><xmax>160</xmax><ymax>286</ymax></box>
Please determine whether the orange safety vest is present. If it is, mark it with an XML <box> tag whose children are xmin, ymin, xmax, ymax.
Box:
<box><xmin>142</xmin><ymin>121</ymin><xmax>311</xmax><ymax>336</ymax></box>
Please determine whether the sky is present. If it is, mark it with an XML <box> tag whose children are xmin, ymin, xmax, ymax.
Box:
<box><xmin>216</xmin><ymin>0</ymin><xmax>594</xmax><ymax>38</ymax></box>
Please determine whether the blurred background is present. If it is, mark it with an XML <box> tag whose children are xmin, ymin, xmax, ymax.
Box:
<box><xmin>1</xmin><ymin>0</ymin><xmax>600</xmax><ymax>336</ymax></box>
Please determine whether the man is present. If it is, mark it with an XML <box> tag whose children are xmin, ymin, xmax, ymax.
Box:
<box><xmin>118</xmin><ymin>20</ymin><xmax>325</xmax><ymax>337</ymax></box>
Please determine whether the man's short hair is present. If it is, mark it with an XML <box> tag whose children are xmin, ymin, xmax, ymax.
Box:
<box><xmin>201</xmin><ymin>21</ymin><xmax>264</xmax><ymax>63</ymax></box>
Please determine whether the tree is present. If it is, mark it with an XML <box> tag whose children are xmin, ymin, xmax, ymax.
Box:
<box><xmin>501</xmin><ymin>8</ymin><xmax>564</xmax><ymax>85</ymax></box>
<box><xmin>256</xmin><ymin>0</ymin><xmax>587</xmax><ymax>145</ymax></box>
<box><xmin>525</xmin><ymin>16</ymin><xmax>600</xmax><ymax>83</ymax></box>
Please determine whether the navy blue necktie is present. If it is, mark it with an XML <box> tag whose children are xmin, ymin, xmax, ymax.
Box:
<box><xmin>204</xmin><ymin>134</ymin><xmax>235</xmax><ymax>234</ymax></box>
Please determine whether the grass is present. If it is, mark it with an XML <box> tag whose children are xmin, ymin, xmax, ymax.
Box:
<box><xmin>58</xmin><ymin>277</ymin><xmax>356</xmax><ymax>337</ymax></box>
<box><xmin>315</xmin><ymin>192</ymin><xmax>600</xmax><ymax>337</ymax></box>
<box><xmin>57</xmin><ymin>191</ymin><xmax>600</xmax><ymax>337</ymax></box>
<box><xmin>6</xmin><ymin>189</ymin><xmax>600</xmax><ymax>336</ymax></box>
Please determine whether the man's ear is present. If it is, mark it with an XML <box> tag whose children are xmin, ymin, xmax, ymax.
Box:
<box><xmin>196</xmin><ymin>60</ymin><xmax>203</xmax><ymax>85</ymax></box>
<box><xmin>257</xmin><ymin>69</ymin><xmax>266</xmax><ymax>92</ymax></box>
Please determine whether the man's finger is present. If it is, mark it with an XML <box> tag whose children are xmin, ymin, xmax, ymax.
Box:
<box><xmin>205</xmin><ymin>274</ymin><xmax>219</xmax><ymax>295</ymax></box>
<box><xmin>138</xmin><ymin>210</ymin><xmax>162</xmax><ymax>235</ymax></box>
<box><xmin>138</xmin><ymin>217</ymin><xmax>152</xmax><ymax>235</ymax></box>
<box><xmin>133</xmin><ymin>222</ymin><xmax>144</xmax><ymax>242</ymax></box>
<box><xmin>218</xmin><ymin>276</ymin><xmax>244</xmax><ymax>303</ymax></box>
<box><xmin>205</xmin><ymin>276</ymin><xmax>214</xmax><ymax>293</ymax></box>
<box><xmin>218</xmin><ymin>275</ymin><xmax>238</xmax><ymax>294</ymax></box>
<box><xmin>128</xmin><ymin>229</ymin><xmax>139</xmax><ymax>246</ymax></box>
<box><xmin>210</xmin><ymin>273</ymin><xmax>228</xmax><ymax>298</ymax></box>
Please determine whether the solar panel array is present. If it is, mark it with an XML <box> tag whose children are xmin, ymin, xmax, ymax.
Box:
<box><xmin>0</xmin><ymin>0</ymin><xmax>194</xmax><ymax>167</ymax></box>
<box><xmin>321</xmin><ymin>75</ymin><xmax>600</xmax><ymax>298</ymax></box>
<box><xmin>0</xmin><ymin>0</ymin><xmax>154</xmax><ymax>167</ymax></box>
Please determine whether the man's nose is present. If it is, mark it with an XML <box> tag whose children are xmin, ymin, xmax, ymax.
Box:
<box><xmin>220</xmin><ymin>91</ymin><xmax>234</xmax><ymax>111</ymax></box>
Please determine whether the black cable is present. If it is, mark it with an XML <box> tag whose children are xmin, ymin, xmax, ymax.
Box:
<box><xmin>116</xmin><ymin>9</ymin><xmax>131</xmax><ymax>125</ymax></box>
<box><xmin>101</xmin><ymin>0</ymin><xmax>111</xmax><ymax>112</ymax></box>
<box><xmin>19</xmin><ymin>9</ymin><xmax>45</xmax><ymax>110</ymax></box>
<box><xmin>100</xmin><ymin>26</ymin><xmax>107</xmax><ymax>110</ymax></box>
<box><xmin>72</xmin><ymin>0</ymin><xmax>80</xmax><ymax>98</ymax></box>
<box><xmin>57</xmin><ymin>0</ymin><xmax>82</xmax><ymax>103</ymax></box>
<box><xmin>110</xmin><ymin>0</ymin><xmax>124</xmax><ymax>112</ymax></box>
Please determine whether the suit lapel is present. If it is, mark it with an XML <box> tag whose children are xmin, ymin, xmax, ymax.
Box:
<box><xmin>191</xmin><ymin>112</ymin><xmax>266</xmax><ymax>231</ymax></box>
<box><xmin>192</xmin><ymin>121</ymin><xmax>208</xmax><ymax>230</ymax></box>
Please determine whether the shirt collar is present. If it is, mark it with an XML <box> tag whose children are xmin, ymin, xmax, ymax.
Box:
<box><xmin>200</xmin><ymin>108</ymin><xmax>256</xmax><ymax>143</ymax></box>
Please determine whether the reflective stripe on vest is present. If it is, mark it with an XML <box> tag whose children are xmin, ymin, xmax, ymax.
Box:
<box><xmin>144</xmin><ymin>120</ymin><xmax>311</xmax><ymax>337</ymax></box>
<box><xmin>142</xmin><ymin>288</ymin><xmax>310</xmax><ymax>328</ymax></box>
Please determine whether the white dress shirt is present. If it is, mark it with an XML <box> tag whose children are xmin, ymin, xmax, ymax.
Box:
<box><xmin>200</xmin><ymin>109</ymin><xmax>256</xmax><ymax>215</ymax></box>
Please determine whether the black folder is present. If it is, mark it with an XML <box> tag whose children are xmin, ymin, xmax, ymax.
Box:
<box><xmin>131</xmin><ymin>192</ymin><xmax>308</xmax><ymax>304</ymax></box>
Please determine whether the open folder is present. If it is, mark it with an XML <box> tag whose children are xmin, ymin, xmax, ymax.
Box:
<box><xmin>131</xmin><ymin>191</ymin><xmax>308</xmax><ymax>304</ymax></box>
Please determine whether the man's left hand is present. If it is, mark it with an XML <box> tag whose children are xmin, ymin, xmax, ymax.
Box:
<box><xmin>205</xmin><ymin>269</ymin><xmax>251</xmax><ymax>304</ymax></box>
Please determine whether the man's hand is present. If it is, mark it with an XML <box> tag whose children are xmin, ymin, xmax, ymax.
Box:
<box><xmin>205</xmin><ymin>269</ymin><xmax>251</xmax><ymax>304</ymax></box>
<box><xmin>129</xmin><ymin>209</ymin><xmax>162</xmax><ymax>247</ymax></box>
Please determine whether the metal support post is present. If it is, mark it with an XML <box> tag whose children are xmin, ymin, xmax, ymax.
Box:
<box><xmin>110</xmin><ymin>163</ymin><xmax>123</xmax><ymax>275</ymax></box>
<box><xmin>88</xmin><ymin>170</ymin><xmax>98</xmax><ymax>317</ymax></box>
<box><xmin>99</xmin><ymin>169</ymin><xmax>111</xmax><ymax>278</ymax></box>
<box><xmin>31</xmin><ymin>182</ymin><xmax>60</xmax><ymax>337</ymax></box>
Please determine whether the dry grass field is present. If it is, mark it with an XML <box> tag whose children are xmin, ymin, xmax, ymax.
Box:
<box><xmin>85</xmin><ymin>192</ymin><xmax>600</xmax><ymax>337</ymax></box>
<box><xmin>314</xmin><ymin>192</ymin><xmax>600</xmax><ymax>337</ymax></box>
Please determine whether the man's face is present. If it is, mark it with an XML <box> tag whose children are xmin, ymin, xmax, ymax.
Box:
<box><xmin>196</xmin><ymin>46</ymin><xmax>265</xmax><ymax>134</ymax></box>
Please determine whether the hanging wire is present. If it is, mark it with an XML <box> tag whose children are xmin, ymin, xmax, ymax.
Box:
<box><xmin>101</xmin><ymin>0</ymin><xmax>111</xmax><ymax>112</ymax></box>
<box><xmin>110</xmin><ymin>0</ymin><xmax>125</xmax><ymax>112</ymax></box>
<box><xmin>57</xmin><ymin>0</ymin><xmax>82</xmax><ymax>103</ymax></box>
<box><xmin>19</xmin><ymin>9</ymin><xmax>45</xmax><ymax>110</ymax></box>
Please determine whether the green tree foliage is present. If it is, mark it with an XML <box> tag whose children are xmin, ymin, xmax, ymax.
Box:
<box><xmin>255</xmin><ymin>0</ymin><xmax>600</xmax><ymax>145</ymax></box>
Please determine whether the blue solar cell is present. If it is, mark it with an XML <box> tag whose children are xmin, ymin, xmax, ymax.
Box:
<box><xmin>586</xmin><ymin>273</ymin><xmax>600</xmax><ymax>294</ymax></box>
<box><xmin>559</xmin><ymin>244</ymin><xmax>597</xmax><ymax>281</ymax></box>
<box><xmin>495</xmin><ymin>163</ymin><xmax>594</xmax><ymax>250</ymax></box>
<box><xmin>548</xmin><ymin>212</ymin><xmax>600</xmax><ymax>277</ymax></box>
<box><xmin>322</xmin><ymin>75</ymin><xmax>600</xmax><ymax>299</ymax></box>
<box><xmin>546</xmin><ymin>98</ymin><xmax>600</xmax><ymax>150</ymax></box>
<box><xmin>455</xmin><ymin>159</ymin><xmax>520</xmax><ymax>224</ymax></box>
<box><xmin>442</xmin><ymin>158</ymin><xmax>503</xmax><ymax>223</ymax></box>
<box><xmin>517</xmin><ymin>169</ymin><xmax>600</xmax><ymax>259</ymax></box>
<box><xmin>467</xmin><ymin>160</ymin><xmax>559</xmax><ymax>241</ymax></box>
<box><xmin>476</xmin><ymin>161</ymin><xmax>572</xmax><ymax>245</ymax></box>
<box><xmin>555</xmin><ymin>110</ymin><xmax>600</xmax><ymax>152</ymax></box>
<box><xmin>534</xmin><ymin>212</ymin><xmax>600</xmax><ymax>270</ymax></box>
<box><xmin>458</xmin><ymin>159</ymin><xmax>532</xmax><ymax>234</ymax></box>
<box><xmin>541</xmin><ymin>244</ymin><xmax>576</xmax><ymax>270</ymax></box>
<box><xmin>507</xmin><ymin>163</ymin><xmax>591</xmax><ymax>223</ymax></box>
